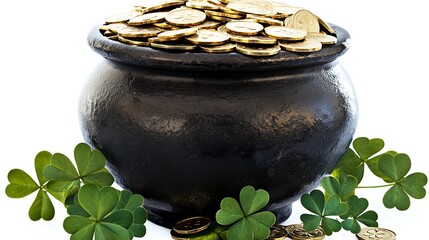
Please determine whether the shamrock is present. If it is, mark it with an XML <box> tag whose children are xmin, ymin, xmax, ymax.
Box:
<box><xmin>216</xmin><ymin>186</ymin><xmax>276</xmax><ymax>240</ymax></box>
<box><xmin>5</xmin><ymin>151</ymin><xmax>55</xmax><ymax>221</ymax></box>
<box><xmin>340</xmin><ymin>195</ymin><xmax>378</xmax><ymax>234</ymax></box>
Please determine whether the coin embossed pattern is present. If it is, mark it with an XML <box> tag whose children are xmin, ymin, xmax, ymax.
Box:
<box><xmin>357</xmin><ymin>227</ymin><xmax>396</xmax><ymax>240</ymax></box>
<box><xmin>284</xmin><ymin>223</ymin><xmax>325</xmax><ymax>240</ymax></box>
<box><xmin>98</xmin><ymin>0</ymin><xmax>338</xmax><ymax>56</ymax></box>
<box><xmin>170</xmin><ymin>216</ymin><xmax>211</xmax><ymax>239</ymax></box>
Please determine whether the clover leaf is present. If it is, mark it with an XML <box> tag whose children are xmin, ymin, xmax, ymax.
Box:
<box><xmin>321</xmin><ymin>174</ymin><xmax>358</xmax><ymax>201</ymax></box>
<box><xmin>300</xmin><ymin>189</ymin><xmax>348</xmax><ymax>235</ymax></box>
<box><xmin>216</xmin><ymin>186</ymin><xmax>276</xmax><ymax>240</ymax></box>
<box><xmin>5</xmin><ymin>151</ymin><xmax>55</xmax><ymax>221</ymax></box>
<box><xmin>64</xmin><ymin>184</ymin><xmax>134</xmax><ymax>240</ymax></box>
<box><xmin>190</xmin><ymin>222</ymin><xmax>229</xmax><ymax>240</ymax></box>
<box><xmin>340</xmin><ymin>195</ymin><xmax>378</xmax><ymax>234</ymax></box>
<box><xmin>43</xmin><ymin>143</ymin><xmax>114</xmax><ymax>202</ymax></box>
<box><xmin>115</xmin><ymin>190</ymin><xmax>148</xmax><ymax>238</ymax></box>
<box><xmin>378</xmin><ymin>153</ymin><xmax>427</xmax><ymax>210</ymax></box>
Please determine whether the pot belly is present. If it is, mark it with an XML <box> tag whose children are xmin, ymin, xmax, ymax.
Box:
<box><xmin>79</xmin><ymin>60</ymin><xmax>358</xmax><ymax>227</ymax></box>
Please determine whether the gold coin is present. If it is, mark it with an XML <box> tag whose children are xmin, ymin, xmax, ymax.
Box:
<box><xmin>229</xmin><ymin>34</ymin><xmax>277</xmax><ymax>45</ymax></box>
<box><xmin>313</xmin><ymin>13</ymin><xmax>336</xmax><ymax>36</ymax></box>
<box><xmin>137</xmin><ymin>0</ymin><xmax>186</xmax><ymax>14</ymax></box>
<box><xmin>207</xmin><ymin>0</ymin><xmax>224</xmax><ymax>6</ymax></box>
<box><xmin>186</xmin><ymin>29</ymin><xmax>230</xmax><ymax>45</ymax></box>
<box><xmin>356</xmin><ymin>227</ymin><xmax>396</xmax><ymax>240</ymax></box>
<box><xmin>170</xmin><ymin>229</ymin><xmax>190</xmax><ymax>240</ymax></box>
<box><xmin>151</xmin><ymin>42</ymin><xmax>198</xmax><ymax>51</ymax></box>
<box><xmin>191</xmin><ymin>20</ymin><xmax>222</xmax><ymax>29</ymax></box>
<box><xmin>268</xmin><ymin>225</ymin><xmax>288</xmax><ymax>240</ymax></box>
<box><xmin>284</xmin><ymin>224</ymin><xmax>325</xmax><ymax>240</ymax></box>
<box><xmin>102</xmin><ymin>30</ymin><xmax>116</xmax><ymax>37</ymax></box>
<box><xmin>246</xmin><ymin>14</ymin><xmax>284</xmax><ymax>26</ymax></box>
<box><xmin>236</xmin><ymin>44</ymin><xmax>281</xmax><ymax>56</ymax></box>
<box><xmin>148</xmin><ymin>36</ymin><xmax>181</xmax><ymax>43</ymax></box>
<box><xmin>105</xmin><ymin>12</ymin><xmax>142</xmax><ymax>24</ymax></box>
<box><xmin>207</xmin><ymin>14</ymin><xmax>237</xmax><ymax>22</ymax></box>
<box><xmin>105</xmin><ymin>23</ymin><xmax>129</xmax><ymax>34</ymax></box>
<box><xmin>118</xmin><ymin>26</ymin><xmax>163</xmax><ymax>38</ymax></box>
<box><xmin>118</xmin><ymin>35</ymin><xmax>151</xmax><ymax>46</ymax></box>
<box><xmin>219</xmin><ymin>5</ymin><xmax>243</xmax><ymax>15</ymax></box>
<box><xmin>165</xmin><ymin>8</ymin><xmax>206</xmax><ymax>27</ymax></box>
<box><xmin>226</xmin><ymin>20</ymin><xmax>264</xmax><ymax>35</ymax></box>
<box><xmin>264</xmin><ymin>26</ymin><xmax>307</xmax><ymax>41</ymax></box>
<box><xmin>153</xmin><ymin>21</ymin><xmax>180</xmax><ymax>29</ymax></box>
<box><xmin>227</xmin><ymin>1</ymin><xmax>276</xmax><ymax>16</ymax></box>
<box><xmin>128</xmin><ymin>12</ymin><xmax>168</xmax><ymax>25</ymax></box>
<box><xmin>279</xmin><ymin>39</ymin><xmax>322</xmax><ymax>52</ymax></box>
<box><xmin>305</xmin><ymin>33</ymin><xmax>337</xmax><ymax>45</ymax></box>
<box><xmin>186</xmin><ymin>0</ymin><xmax>220</xmax><ymax>10</ymax></box>
<box><xmin>200</xmin><ymin>42</ymin><xmax>236</xmax><ymax>53</ymax></box>
<box><xmin>157</xmin><ymin>27</ymin><xmax>198</xmax><ymax>40</ymax></box>
<box><xmin>291</xmin><ymin>10</ymin><xmax>320</xmax><ymax>33</ymax></box>
<box><xmin>284</xmin><ymin>16</ymin><xmax>293</xmax><ymax>27</ymax></box>
<box><xmin>205</xmin><ymin>9</ymin><xmax>245</xmax><ymax>19</ymax></box>
<box><xmin>271</xmin><ymin>2</ymin><xmax>303</xmax><ymax>17</ymax></box>
<box><xmin>173</xmin><ymin>216</ymin><xmax>211</xmax><ymax>234</ymax></box>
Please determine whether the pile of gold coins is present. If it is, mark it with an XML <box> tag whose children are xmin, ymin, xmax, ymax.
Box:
<box><xmin>99</xmin><ymin>0</ymin><xmax>338</xmax><ymax>56</ymax></box>
<box><xmin>170</xmin><ymin>216</ymin><xmax>397</xmax><ymax>240</ymax></box>
<box><xmin>169</xmin><ymin>216</ymin><xmax>326</xmax><ymax>240</ymax></box>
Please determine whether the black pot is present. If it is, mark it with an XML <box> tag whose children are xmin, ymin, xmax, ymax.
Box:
<box><xmin>80</xmin><ymin>24</ymin><xmax>358</xmax><ymax>227</ymax></box>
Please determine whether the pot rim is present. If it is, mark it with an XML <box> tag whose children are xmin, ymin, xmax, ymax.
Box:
<box><xmin>88</xmin><ymin>23</ymin><xmax>351</xmax><ymax>72</ymax></box>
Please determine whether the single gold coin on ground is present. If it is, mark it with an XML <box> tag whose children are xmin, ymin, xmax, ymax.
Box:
<box><xmin>105</xmin><ymin>12</ymin><xmax>142</xmax><ymax>24</ymax></box>
<box><xmin>267</xmin><ymin>225</ymin><xmax>288</xmax><ymax>240</ymax></box>
<box><xmin>118</xmin><ymin>26</ymin><xmax>163</xmax><ymax>38</ymax></box>
<box><xmin>236</xmin><ymin>44</ymin><xmax>281</xmax><ymax>56</ymax></box>
<box><xmin>357</xmin><ymin>227</ymin><xmax>396</xmax><ymax>240</ymax></box>
<box><xmin>264</xmin><ymin>26</ymin><xmax>307</xmax><ymax>41</ymax></box>
<box><xmin>305</xmin><ymin>33</ymin><xmax>337</xmax><ymax>45</ymax></box>
<box><xmin>165</xmin><ymin>8</ymin><xmax>207</xmax><ymax>27</ymax></box>
<box><xmin>200</xmin><ymin>42</ymin><xmax>236</xmax><ymax>53</ymax></box>
<box><xmin>186</xmin><ymin>29</ymin><xmax>230</xmax><ymax>45</ymax></box>
<box><xmin>170</xmin><ymin>229</ymin><xmax>191</xmax><ymax>240</ymax></box>
<box><xmin>284</xmin><ymin>224</ymin><xmax>325</xmax><ymax>240</ymax></box>
<box><xmin>279</xmin><ymin>39</ymin><xmax>322</xmax><ymax>52</ymax></box>
<box><xmin>173</xmin><ymin>216</ymin><xmax>211</xmax><ymax>235</ymax></box>
<box><xmin>226</xmin><ymin>20</ymin><xmax>264</xmax><ymax>35</ymax></box>
<box><xmin>291</xmin><ymin>9</ymin><xmax>320</xmax><ymax>33</ymax></box>
<box><xmin>157</xmin><ymin>27</ymin><xmax>198</xmax><ymax>40</ymax></box>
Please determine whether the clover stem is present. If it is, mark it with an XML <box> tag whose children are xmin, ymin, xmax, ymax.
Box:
<box><xmin>356</xmin><ymin>183</ymin><xmax>394</xmax><ymax>189</ymax></box>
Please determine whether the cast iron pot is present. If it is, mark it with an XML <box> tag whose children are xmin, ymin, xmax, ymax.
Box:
<box><xmin>80</xmin><ymin>24</ymin><xmax>358</xmax><ymax>227</ymax></box>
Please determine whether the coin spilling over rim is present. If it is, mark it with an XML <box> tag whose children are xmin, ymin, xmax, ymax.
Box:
<box><xmin>99</xmin><ymin>0</ymin><xmax>338</xmax><ymax>56</ymax></box>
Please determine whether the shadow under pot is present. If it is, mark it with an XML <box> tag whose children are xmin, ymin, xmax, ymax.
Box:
<box><xmin>79</xmin><ymin>24</ymin><xmax>358</xmax><ymax>228</ymax></box>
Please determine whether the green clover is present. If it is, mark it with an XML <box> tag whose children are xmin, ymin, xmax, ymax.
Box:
<box><xmin>5</xmin><ymin>151</ymin><xmax>55</xmax><ymax>221</ymax></box>
<box><xmin>378</xmin><ymin>153</ymin><xmax>427</xmax><ymax>210</ymax></box>
<box><xmin>216</xmin><ymin>185</ymin><xmax>276</xmax><ymax>240</ymax></box>
<box><xmin>300</xmin><ymin>189</ymin><xmax>348</xmax><ymax>235</ymax></box>
<box><xmin>340</xmin><ymin>195</ymin><xmax>378</xmax><ymax>234</ymax></box>
<box><xmin>43</xmin><ymin>143</ymin><xmax>114</xmax><ymax>202</ymax></box>
<box><xmin>63</xmin><ymin>184</ymin><xmax>134</xmax><ymax>240</ymax></box>
<box><xmin>321</xmin><ymin>173</ymin><xmax>358</xmax><ymax>201</ymax></box>
<box><xmin>190</xmin><ymin>223</ymin><xmax>229</xmax><ymax>240</ymax></box>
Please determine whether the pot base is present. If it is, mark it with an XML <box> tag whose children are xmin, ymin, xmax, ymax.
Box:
<box><xmin>146</xmin><ymin>204</ymin><xmax>292</xmax><ymax>228</ymax></box>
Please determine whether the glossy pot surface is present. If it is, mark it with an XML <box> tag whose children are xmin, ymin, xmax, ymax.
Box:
<box><xmin>80</xmin><ymin>24</ymin><xmax>358</xmax><ymax>227</ymax></box>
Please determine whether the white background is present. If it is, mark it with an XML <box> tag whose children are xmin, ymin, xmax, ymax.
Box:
<box><xmin>1</xmin><ymin>0</ymin><xmax>428</xmax><ymax>239</ymax></box>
